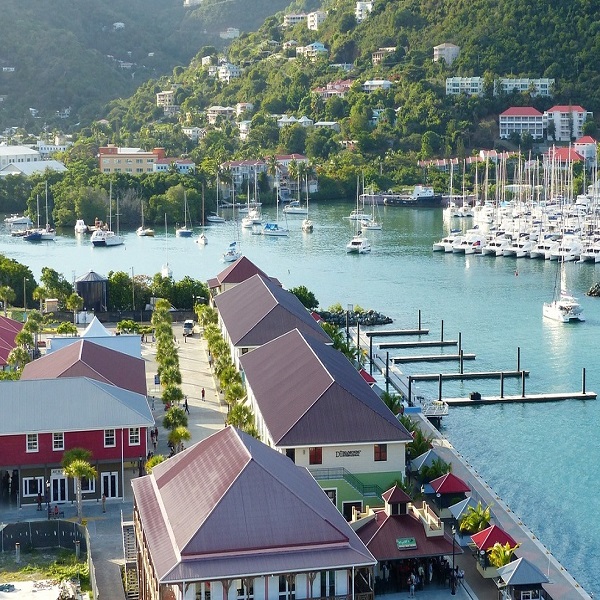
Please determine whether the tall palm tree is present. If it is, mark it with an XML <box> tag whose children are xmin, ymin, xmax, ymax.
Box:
<box><xmin>168</xmin><ymin>426</ymin><xmax>191</xmax><ymax>454</ymax></box>
<box><xmin>226</xmin><ymin>402</ymin><xmax>254</xmax><ymax>430</ymax></box>
<box><xmin>62</xmin><ymin>448</ymin><xmax>97</xmax><ymax>523</ymax></box>
<box><xmin>7</xmin><ymin>346</ymin><xmax>31</xmax><ymax>369</ymax></box>
<box><xmin>66</xmin><ymin>293</ymin><xmax>84</xmax><ymax>325</ymax></box>
<box><xmin>0</xmin><ymin>285</ymin><xmax>16</xmax><ymax>317</ymax></box>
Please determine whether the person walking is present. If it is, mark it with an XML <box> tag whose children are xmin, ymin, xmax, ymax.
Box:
<box><xmin>36</xmin><ymin>492</ymin><xmax>42</xmax><ymax>511</ymax></box>
<box><xmin>201</xmin><ymin>387</ymin><xmax>205</xmax><ymax>402</ymax></box>
<box><xmin>184</xmin><ymin>395</ymin><xmax>190</xmax><ymax>414</ymax></box>
<box><xmin>102</xmin><ymin>493</ymin><xmax>106</xmax><ymax>513</ymax></box>
<box><xmin>408</xmin><ymin>572</ymin><xmax>416</xmax><ymax>598</ymax></box>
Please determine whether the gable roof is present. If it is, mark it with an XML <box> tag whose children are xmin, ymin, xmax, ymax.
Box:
<box><xmin>0</xmin><ymin>378</ymin><xmax>153</xmax><ymax>435</ymax></box>
<box><xmin>470</xmin><ymin>524</ymin><xmax>517</xmax><ymax>551</ymax></box>
<box><xmin>0</xmin><ymin>315</ymin><xmax>23</xmax><ymax>366</ymax></box>
<box><xmin>240</xmin><ymin>329</ymin><xmax>412</xmax><ymax>446</ymax></box>
<box><xmin>207</xmin><ymin>256</ymin><xmax>279</xmax><ymax>289</ymax></box>
<box><xmin>429</xmin><ymin>472</ymin><xmax>470</xmax><ymax>495</ymax></box>
<box><xmin>496</xmin><ymin>557</ymin><xmax>549</xmax><ymax>586</ymax></box>
<box><xmin>20</xmin><ymin>339</ymin><xmax>146</xmax><ymax>395</ymax></box>
<box><xmin>214</xmin><ymin>274</ymin><xmax>331</xmax><ymax>347</ymax></box>
<box><xmin>132</xmin><ymin>427</ymin><xmax>375</xmax><ymax>583</ymax></box>
<box><xmin>382</xmin><ymin>484</ymin><xmax>411</xmax><ymax>504</ymax></box>
<box><xmin>547</xmin><ymin>105</ymin><xmax>587</xmax><ymax>113</ymax></box>
<box><xmin>575</xmin><ymin>135</ymin><xmax>597</xmax><ymax>144</ymax></box>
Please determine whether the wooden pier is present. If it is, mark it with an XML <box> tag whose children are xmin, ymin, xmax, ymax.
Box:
<box><xmin>445</xmin><ymin>391</ymin><xmax>597</xmax><ymax>406</ymax></box>
<box><xmin>409</xmin><ymin>370</ymin><xmax>529</xmax><ymax>381</ymax></box>
<box><xmin>365</xmin><ymin>328</ymin><xmax>429</xmax><ymax>337</ymax></box>
<box><xmin>392</xmin><ymin>353</ymin><xmax>476</xmax><ymax>363</ymax></box>
<box><xmin>378</xmin><ymin>340</ymin><xmax>457</xmax><ymax>349</ymax></box>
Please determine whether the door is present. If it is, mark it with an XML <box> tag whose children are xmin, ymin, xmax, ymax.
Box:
<box><xmin>51</xmin><ymin>476</ymin><xmax>67</xmax><ymax>503</ymax></box>
<box><xmin>101</xmin><ymin>472</ymin><xmax>119</xmax><ymax>498</ymax></box>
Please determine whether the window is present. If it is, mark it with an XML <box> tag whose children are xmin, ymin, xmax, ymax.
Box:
<box><xmin>309</xmin><ymin>446</ymin><xmax>322</xmax><ymax>465</ymax></box>
<box><xmin>374</xmin><ymin>443</ymin><xmax>387</xmax><ymax>462</ymax></box>
<box><xmin>104</xmin><ymin>429</ymin><xmax>116</xmax><ymax>447</ymax></box>
<box><xmin>23</xmin><ymin>477</ymin><xmax>44</xmax><ymax>497</ymax></box>
<box><xmin>129</xmin><ymin>427</ymin><xmax>140</xmax><ymax>446</ymax></box>
<box><xmin>53</xmin><ymin>432</ymin><xmax>64</xmax><ymax>451</ymax></box>
<box><xmin>81</xmin><ymin>476</ymin><xmax>96</xmax><ymax>494</ymax></box>
<box><xmin>237</xmin><ymin>580</ymin><xmax>254</xmax><ymax>600</ymax></box>
<box><xmin>325</xmin><ymin>489</ymin><xmax>337</xmax><ymax>505</ymax></box>
<box><xmin>320</xmin><ymin>571</ymin><xmax>335</xmax><ymax>598</ymax></box>
<box><xmin>26</xmin><ymin>433</ymin><xmax>39</xmax><ymax>453</ymax></box>
<box><xmin>279</xmin><ymin>575</ymin><xmax>295</xmax><ymax>600</ymax></box>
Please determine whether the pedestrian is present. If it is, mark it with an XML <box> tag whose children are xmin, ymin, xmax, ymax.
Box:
<box><xmin>154</xmin><ymin>426</ymin><xmax>158</xmax><ymax>441</ymax></box>
<box><xmin>150</xmin><ymin>429</ymin><xmax>155</xmax><ymax>445</ymax></box>
<box><xmin>408</xmin><ymin>572</ymin><xmax>416</xmax><ymax>598</ymax></box>
<box><xmin>102</xmin><ymin>493</ymin><xmax>106</xmax><ymax>513</ymax></box>
<box><xmin>208</xmin><ymin>353</ymin><xmax>212</xmax><ymax>369</ymax></box>
<box><xmin>37</xmin><ymin>492</ymin><xmax>42</xmax><ymax>511</ymax></box>
<box><xmin>201</xmin><ymin>387</ymin><xmax>205</xmax><ymax>401</ymax></box>
<box><xmin>184</xmin><ymin>395</ymin><xmax>190</xmax><ymax>414</ymax></box>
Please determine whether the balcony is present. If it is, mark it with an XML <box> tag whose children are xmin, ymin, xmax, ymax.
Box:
<box><xmin>310</xmin><ymin>468</ymin><xmax>383</xmax><ymax>499</ymax></box>
<box><xmin>408</xmin><ymin>501</ymin><xmax>444</xmax><ymax>537</ymax></box>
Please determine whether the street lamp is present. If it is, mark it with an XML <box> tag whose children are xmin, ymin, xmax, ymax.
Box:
<box><xmin>131</xmin><ymin>267</ymin><xmax>135</xmax><ymax>312</ymax></box>
<box><xmin>451</xmin><ymin>524</ymin><xmax>456</xmax><ymax>595</ymax></box>
<box><xmin>346</xmin><ymin>303</ymin><xmax>353</xmax><ymax>344</ymax></box>
<box><xmin>23</xmin><ymin>277</ymin><xmax>28</xmax><ymax>319</ymax></box>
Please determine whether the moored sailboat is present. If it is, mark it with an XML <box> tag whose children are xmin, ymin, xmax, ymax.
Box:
<box><xmin>543</xmin><ymin>259</ymin><xmax>584</xmax><ymax>322</ymax></box>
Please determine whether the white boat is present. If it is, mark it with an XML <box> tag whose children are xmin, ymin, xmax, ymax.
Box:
<box><xmin>347</xmin><ymin>209</ymin><xmax>370</xmax><ymax>221</ymax></box>
<box><xmin>206</xmin><ymin>174</ymin><xmax>226</xmax><ymax>223</ymax></box>
<box><xmin>196</xmin><ymin>184</ymin><xmax>208</xmax><ymax>245</ymax></box>
<box><xmin>301</xmin><ymin>176</ymin><xmax>313</xmax><ymax>233</ymax></box>
<box><xmin>283</xmin><ymin>200</ymin><xmax>308</xmax><ymax>215</ymax></box>
<box><xmin>360</xmin><ymin>189</ymin><xmax>382</xmax><ymax>230</ymax></box>
<box><xmin>91</xmin><ymin>183</ymin><xmax>124</xmax><ymax>247</ymax></box>
<box><xmin>346</xmin><ymin>232</ymin><xmax>371</xmax><ymax>254</ymax></box>
<box><xmin>433</xmin><ymin>233</ymin><xmax>464</xmax><ymax>253</ymax></box>
<box><xmin>503</xmin><ymin>234</ymin><xmax>534</xmax><ymax>258</ymax></box>
<box><xmin>452</xmin><ymin>231</ymin><xmax>485</xmax><ymax>254</ymax></box>
<box><xmin>136</xmin><ymin>202</ymin><xmax>154</xmax><ymax>236</ymax></box>
<box><xmin>74</xmin><ymin>219</ymin><xmax>88</xmax><ymax>234</ymax></box>
<box><xmin>262</xmin><ymin>194</ymin><xmax>288</xmax><ymax>237</ymax></box>
<box><xmin>161</xmin><ymin>214</ymin><xmax>173</xmax><ymax>278</ymax></box>
<box><xmin>529</xmin><ymin>238</ymin><xmax>559</xmax><ymax>260</ymax></box>
<box><xmin>579</xmin><ymin>238</ymin><xmax>600</xmax><ymax>263</ymax></box>
<box><xmin>40</xmin><ymin>182</ymin><xmax>56</xmax><ymax>240</ymax></box>
<box><xmin>550</xmin><ymin>236</ymin><xmax>583</xmax><ymax>262</ymax></box>
<box><xmin>481</xmin><ymin>234</ymin><xmax>510</xmax><ymax>256</ymax></box>
<box><xmin>176</xmin><ymin>191</ymin><xmax>193</xmax><ymax>237</ymax></box>
<box><xmin>223</xmin><ymin>240</ymin><xmax>242</xmax><ymax>262</ymax></box>
<box><xmin>4</xmin><ymin>214</ymin><xmax>32</xmax><ymax>227</ymax></box>
<box><xmin>543</xmin><ymin>260</ymin><xmax>585</xmax><ymax>322</ymax></box>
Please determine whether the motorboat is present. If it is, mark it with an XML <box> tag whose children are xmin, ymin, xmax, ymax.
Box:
<box><xmin>223</xmin><ymin>241</ymin><xmax>242</xmax><ymax>262</ymax></box>
<box><xmin>301</xmin><ymin>218</ymin><xmax>314</xmax><ymax>233</ymax></box>
<box><xmin>347</xmin><ymin>209</ymin><xmax>370</xmax><ymax>221</ymax></box>
<box><xmin>346</xmin><ymin>233</ymin><xmax>372</xmax><ymax>254</ymax></box>
<box><xmin>74</xmin><ymin>219</ymin><xmax>88</xmax><ymax>234</ymax></box>
<box><xmin>196</xmin><ymin>233</ymin><xmax>208</xmax><ymax>246</ymax></box>
<box><xmin>4</xmin><ymin>214</ymin><xmax>32</xmax><ymax>227</ymax></box>
<box><xmin>91</xmin><ymin>182</ymin><xmax>124</xmax><ymax>247</ymax></box>
<box><xmin>206</xmin><ymin>213</ymin><xmax>225</xmax><ymax>223</ymax></box>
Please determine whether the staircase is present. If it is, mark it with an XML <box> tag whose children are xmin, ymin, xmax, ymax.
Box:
<box><xmin>121</xmin><ymin>512</ymin><xmax>139</xmax><ymax>600</ymax></box>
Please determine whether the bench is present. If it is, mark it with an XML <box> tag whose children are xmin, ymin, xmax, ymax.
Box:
<box><xmin>48</xmin><ymin>509</ymin><xmax>65</xmax><ymax>520</ymax></box>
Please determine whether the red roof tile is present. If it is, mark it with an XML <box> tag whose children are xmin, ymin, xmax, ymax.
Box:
<box><xmin>0</xmin><ymin>316</ymin><xmax>23</xmax><ymax>367</ymax></box>
<box><xmin>471</xmin><ymin>525</ymin><xmax>517</xmax><ymax>551</ymax></box>
<box><xmin>575</xmin><ymin>136</ymin><xmax>596</xmax><ymax>144</ymax></box>
<box><xmin>208</xmin><ymin>256</ymin><xmax>277</xmax><ymax>289</ymax></box>
<box><xmin>547</xmin><ymin>105</ymin><xmax>587</xmax><ymax>113</ymax></box>
<box><xmin>382</xmin><ymin>485</ymin><xmax>412</xmax><ymax>504</ymax></box>
<box><xmin>429</xmin><ymin>473</ymin><xmax>470</xmax><ymax>495</ymax></box>
<box><xmin>500</xmin><ymin>107</ymin><xmax>543</xmax><ymax>117</ymax></box>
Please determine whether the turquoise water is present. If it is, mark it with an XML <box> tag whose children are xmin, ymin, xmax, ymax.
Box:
<box><xmin>2</xmin><ymin>203</ymin><xmax>599</xmax><ymax>594</ymax></box>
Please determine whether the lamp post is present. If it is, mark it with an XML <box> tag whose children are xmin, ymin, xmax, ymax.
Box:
<box><xmin>451</xmin><ymin>525</ymin><xmax>456</xmax><ymax>595</ymax></box>
<box><xmin>131</xmin><ymin>267</ymin><xmax>135</xmax><ymax>313</ymax></box>
<box><xmin>346</xmin><ymin>304</ymin><xmax>353</xmax><ymax>344</ymax></box>
<box><xmin>23</xmin><ymin>277</ymin><xmax>28</xmax><ymax>320</ymax></box>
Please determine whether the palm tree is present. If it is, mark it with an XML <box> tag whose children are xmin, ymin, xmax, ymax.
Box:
<box><xmin>62</xmin><ymin>448</ymin><xmax>97</xmax><ymax>523</ymax></box>
<box><xmin>162</xmin><ymin>384</ymin><xmax>184</xmax><ymax>407</ymax></box>
<box><xmin>168</xmin><ymin>426</ymin><xmax>191</xmax><ymax>454</ymax></box>
<box><xmin>224</xmin><ymin>382</ymin><xmax>246</xmax><ymax>407</ymax></box>
<box><xmin>159</xmin><ymin>365</ymin><xmax>182</xmax><ymax>387</ymax></box>
<box><xmin>66</xmin><ymin>293</ymin><xmax>84</xmax><ymax>325</ymax></box>
<box><xmin>381</xmin><ymin>391</ymin><xmax>403</xmax><ymax>415</ymax></box>
<box><xmin>145</xmin><ymin>454</ymin><xmax>166</xmax><ymax>474</ymax></box>
<box><xmin>0</xmin><ymin>285</ymin><xmax>16</xmax><ymax>317</ymax></box>
<box><xmin>408</xmin><ymin>428</ymin><xmax>434</xmax><ymax>458</ymax></box>
<box><xmin>7</xmin><ymin>346</ymin><xmax>31</xmax><ymax>369</ymax></box>
<box><xmin>488</xmin><ymin>542</ymin><xmax>520</xmax><ymax>568</ymax></box>
<box><xmin>227</xmin><ymin>402</ymin><xmax>254</xmax><ymax>430</ymax></box>
<box><xmin>219</xmin><ymin>364</ymin><xmax>241</xmax><ymax>390</ymax></box>
<box><xmin>459</xmin><ymin>501</ymin><xmax>491</xmax><ymax>534</ymax></box>
<box><xmin>163</xmin><ymin>406</ymin><xmax>188</xmax><ymax>430</ymax></box>
<box><xmin>419</xmin><ymin>457</ymin><xmax>451</xmax><ymax>482</ymax></box>
<box><xmin>32</xmin><ymin>286</ymin><xmax>48</xmax><ymax>313</ymax></box>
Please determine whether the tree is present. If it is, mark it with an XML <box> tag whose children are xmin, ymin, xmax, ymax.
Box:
<box><xmin>145</xmin><ymin>454</ymin><xmax>166</xmax><ymax>474</ymax></box>
<box><xmin>419</xmin><ymin>457</ymin><xmax>451</xmax><ymax>482</ymax></box>
<box><xmin>116</xmin><ymin>319</ymin><xmax>140</xmax><ymax>334</ymax></box>
<box><xmin>56</xmin><ymin>322</ymin><xmax>78</xmax><ymax>335</ymax></box>
<box><xmin>459</xmin><ymin>501</ymin><xmax>491</xmax><ymax>534</ymax></box>
<box><xmin>226</xmin><ymin>402</ymin><xmax>254</xmax><ymax>430</ymax></box>
<box><xmin>488</xmin><ymin>542</ymin><xmax>520</xmax><ymax>568</ymax></box>
<box><xmin>289</xmin><ymin>285</ymin><xmax>319</xmax><ymax>310</ymax></box>
<box><xmin>168</xmin><ymin>426</ymin><xmax>191</xmax><ymax>454</ymax></box>
<box><xmin>7</xmin><ymin>346</ymin><xmax>31</xmax><ymax>369</ymax></box>
<box><xmin>66</xmin><ymin>293</ymin><xmax>84</xmax><ymax>324</ymax></box>
<box><xmin>224</xmin><ymin>381</ymin><xmax>246</xmax><ymax>407</ymax></box>
<box><xmin>62</xmin><ymin>448</ymin><xmax>97</xmax><ymax>523</ymax></box>
<box><xmin>162</xmin><ymin>384</ymin><xmax>184</xmax><ymax>407</ymax></box>
<box><xmin>381</xmin><ymin>391</ymin><xmax>403</xmax><ymax>415</ymax></box>
<box><xmin>0</xmin><ymin>285</ymin><xmax>15</xmax><ymax>317</ymax></box>
<box><xmin>408</xmin><ymin>428</ymin><xmax>434</xmax><ymax>459</ymax></box>
<box><xmin>163</xmin><ymin>406</ymin><xmax>188</xmax><ymax>430</ymax></box>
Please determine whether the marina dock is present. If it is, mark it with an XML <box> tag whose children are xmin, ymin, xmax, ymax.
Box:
<box><xmin>409</xmin><ymin>370</ymin><xmax>529</xmax><ymax>381</ymax></box>
<box><xmin>378</xmin><ymin>339</ymin><xmax>457</xmax><ymax>349</ymax></box>
<box><xmin>391</xmin><ymin>353</ymin><xmax>476</xmax><ymax>363</ymax></box>
<box><xmin>365</xmin><ymin>328</ymin><xmax>429</xmax><ymax>337</ymax></box>
<box><xmin>445</xmin><ymin>390</ymin><xmax>597</xmax><ymax>405</ymax></box>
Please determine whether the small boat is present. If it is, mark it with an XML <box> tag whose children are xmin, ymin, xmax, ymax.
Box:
<box><xmin>543</xmin><ymin>260</ymin><xmax>584</xmax><ymax>323</ymax></box>
<box><xmin>175</xmin><ymin>191</ymin><xmax>193</xmax><ymax>237</ymax></box>
<box><xmin>432</xmin><ymin>233</ymin><xmax>464</xmax><ymax>253</ymax></box>
<box><xmin>283</xmin><ymin>200</ymin><xmax>308</xmax><ymax>215</ymax></box>
<box><xmin>23</xmin><ymin>229</ymin><xmax>42</xmax><ymax>242</ymax></box>
<box><xmin>262</xmin><ymin>222</ymin><xmax>289</xmax><ymax>237</ymax></box>
<box><xmin>74</xmin><ymin>219</ymin><xmax>88</xmax><ymax>234</ymax></box>
<box><xmin>206</xmin><ymin>175</ymin><xmax>226</xmax><ymax>223</ymax></box>
<box><xmin>40</xmin><ymin>181</ymin><xmax>56</xmax><ymax>240</ymax></box>
<box><xmin>4</xmin><ymin>214</ymin><xmax>32</xmax><ymax>227</ymax></box>
<box><xmin>223</xmin><ymin>240</ymin><xmax>242</xmax><ymax>262</ymax></box>
<box><xmin>136</xmin><ymin>202</ymin><xmax>155</xmax><ymax>237</ymax></box>
<box><xmin>346</xmin><ymin>232</ymin><xmax>372</xmax><ymax>254</ymax></box>
<box><xmin>91</xmin><ymin>182</ymin><xmax>124</xmax><ymax>247</ymax></box>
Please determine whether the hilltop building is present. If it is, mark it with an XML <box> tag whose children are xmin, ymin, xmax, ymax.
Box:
<box><xmin>355</xmin><ymin>1</ymin><xmax>373</xmax><ymax>22</ymax></box>
<box><xmin>499</xmin><ymin>107</ymin><xmax>544</xmax><ymax>140</ymax></box>
<box><xmin>433</xmin><ymin>43</ymin><xmax>460</xmax><ymax>65</ymax></box>
<box><xmin>98</xmin><ymin>146</ymin><xmax>166</xmax><ymax>174</ymax></box>
<box><xmin>544</xmin><ymin>105</ymin><xmax>593</xmax><ymax>141</ymax></box>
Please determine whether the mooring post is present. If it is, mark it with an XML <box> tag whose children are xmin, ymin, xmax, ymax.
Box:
<box><xmin>385</xmin><ymin>351</ymin><xmax>389</xmax><ymax>393</ymax></box>
<box><xmin>75</xmin><ymin>540</ymin><xmax>81</xmax><ymax>560</ymax></box>
<box><xmin>438</xmin><ymin>373</ymin><xmax>443</xmax><ymax>401</ymax></box>
<box><xmin>418</xmin><ymin>309</ymin><xmax>422</xmax><ymax>330</ymax></box>
<box><xmin>369</xmin><ymin>336</ymin><xmax>373</xmax><ymax>376</ymax></box>
<box><xmin>460</xmin><ymin>349</ymin><xmax>464</xmax><ymax>374</ymax></box>
<box><xmin>500</xmin><ymin>372</ymin><xmax>505</xmax><ymax>398</ymax></box>
<box><xmin>517</xmin><ymin>347</ymin><xmax>521</xmax><ymax>372</ymax></box>
<box><xmin>582</xmin><ymin>367</ymin><xmax>586</xmax><ymax>394</ymax></box>
<box><xmin>441</xmin><ymin>319</ymin><xmax>444</xmax><ymax>342</ymax></box>
<box><xmin>458</xmin><ymin>331</ymin><xmax>462</xmax><ymax>354</ymax></box>
<box><xmin>521</xmin><ymin>370</ymin><xmax>526</xmax><ymax>398</ymax></box>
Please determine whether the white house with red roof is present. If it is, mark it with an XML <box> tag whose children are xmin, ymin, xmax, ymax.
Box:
<box><xmin>542</xmin><ymin>146</ymin><xmax>584</xmax><ymax>170</ymax></box>
<box><xmin>499</xmin><ymin>107</ymin><xmax>544</xmax><ymax>140</ymax></box>
<box><xmin>132</xmin><ymin>426</ymin><xmax>376</xmax><ymax>600</ymax></box>
<box><xmin>544</xmin><ymin>105</ymin><xmax>593</xmax><ymax>141</ymax></box>
<box><xmin>574</xmin><ymin>135</ymin><xmax>597</xmax><ymax>166</ymax></box>
<box><xmin>312</xmin><ymin>79</ymin><xmax>354</xmax><ymax>99</ymax></box>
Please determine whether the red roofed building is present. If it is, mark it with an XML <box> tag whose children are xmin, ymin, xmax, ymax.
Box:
<box><xmin>0</xmin><ymin>315</ymin><xmax>22</xmax><ymax>370</ymax></box>
<box><xmin>132</xmin><ymin>426</ymin><xmax>376</xmax><ymax>600</ymax></box>
<box><xmin>574</xmin><ymin>135</ymin><xmax>597</xmax><ymax>165</ymax></box>
<box><xmin>425</xmin><ymin>473</ymin><xmax>470</xmax><ymax>518</ymax></box>
<box><xmin>544</xmin><ymin>105</ymin><xmax>593</xmax><ymax>141</ymax></box>
<box><xmin>499</xmin><ymin>107</ymin><xmax>544</xmax><ymax>140</ymax></box>
<box><xmin>207</xmin><ymin>256</ymin><xmax>281</xmax><ymax>297</ymax></box>
<box><xmin>543</xmin><ymin>146</ymin><xmax>584</xmax><ymax>170</ymax></box>
<box><xmin>312</xmin><ymin>79</ymin><xmax>354</xmax><ymax>99</ymax></box>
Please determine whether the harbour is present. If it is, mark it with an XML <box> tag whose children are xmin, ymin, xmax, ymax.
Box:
<box><xmin>2</xmin><ymin>200</ymin><xmax>600</xmax><ymax>595</ymax></box>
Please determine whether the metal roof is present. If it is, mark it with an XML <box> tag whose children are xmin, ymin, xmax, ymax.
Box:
<box><xmin>240</xmin><ymin>329</ymin><xmax>412</xmax><ymax>446</ymax></box>
<box><xmin>214</xmin><ymin>274</ymin><xmax>330</xmax><ymax>347</ymax></box>
<box><xmin>0</xmin><ymin>378</ymin><xmax>153</xmax><ymax>434</ymax></box>
<box><xmin>21</xmin><ymin>339</ymin><xmax>147</xmax><ymax>395</ymax></box>
<box><xmin>75</xmin><ymin>270</ymin><xmax>107</xmax><ymax>283</ymax></box>
<box><xmin>496</xmin><ymin>557</ymin><xmax>549</xmax><ymax>586</ymax></box>
<box><xmin>132</xmin><ymin>427</ymin><xmax>375</xmax><ymax>583</ymax></box>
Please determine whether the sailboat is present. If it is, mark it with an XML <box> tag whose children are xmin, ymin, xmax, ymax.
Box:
<box><xmin>206</xmin><ymin>175</ymin><xmax>226</xmax><ymax>223</ymax></box>
<box><xmin>543</xmin><ymin>258</ymin><xmax>585</xmax><ymax>322</ymax></box>
<box><xmin>40</xmin><ymin>181</ymin><xmax>56</xmax><ymax>240</ymax></box>
<box><xmin>176</xmin><ymin>190</ymin><xmax>193</xmax><ymax>237</ymax></box>
<box><xmin>346</xmin><ymin>177</ymin><xmax>371</xmax><ymax>254</ymax></box>
<box><xmin>91</xmin><ymin>182</ymin><xmax>124</xmax><ymax>247</ymax></box>
<box><xmin>222</xmin><ymin>240</ymin><xmax>242</xmax><ymax>262</ymax></box>
<box><xmin>23</xmin><ymin>194</ymin><xmax>43</xmax><ymax>242</ymax></box>
<box><xmin>301</xmin><ymin>173</ymin><xmax>313</xmax><ymax>233</ymax></box>
<box><xmin>360</xmin><ymin>182</ymin><xmax>382</xmax><ymax>231</ymax></box>
<box><xmin>137</xmin><ymin>201</ymin><xmax>155</xmax><ymax>236</ymax></box>
<box><xmin>161</xmin><ymin>213</ymin><xmax>173</xmax><ymax>278</ymax></box>
<box><xmin>262</xmin><ymin>188</ymin><xmax>289</xmax><ymax>237</ymax></box>
<box><xmin>196</xmin><ymin>184</ymin><xmax>208</xmax><ymax>246</ymax></box>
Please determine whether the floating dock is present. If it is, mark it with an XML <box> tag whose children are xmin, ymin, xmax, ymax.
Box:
<box><xmin>392</xmin><ymin>353</ymin><xmax>476</xmax><ymax>363</ymax></box>
<box><xmin>409</xmin><ymin>370</ymin><xmax>529</xmax><ymax>381</ymax></box>
<box><xmin>445</xmin><ymin>391</ymin><xmax>597</xmax><ymax>405</ymax></box>
<box><xmin>378</xmin><ymin>340</ymin><xmax>457</xmax><ymax>349</ymax></box>
<box><xmin>365</xmin><ymin>328</ymin><xmax>429</xmax><ymax>337</ymax></box>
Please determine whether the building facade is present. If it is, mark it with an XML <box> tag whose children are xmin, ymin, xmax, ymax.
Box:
<box><xmin>433</xmin><ymin>43</ymin><xmax>460</xmax><ymax>65</ymax></box>
<box><xmin>496</xmin><ymin>78</ymin><xmax>554</xmax><ymax>97</ymax></box>
<box><xmin>544</xmin><ymin>105</ymin><xmax>593</xmax><ymax>142</ymax></box>
<box><xmin>499</xmin><ymin>107</ymin><xmax>544</xmax><ymax>140</ymax></box>
<box><xmin>98</xmin><ymin>146</ymin><xmax>166</xmax><ymax>174</ymax></box>
<box><xmin>445</xmin><ymin>77</ymin><xmax>484</xmax><ymax>96</ymax></box>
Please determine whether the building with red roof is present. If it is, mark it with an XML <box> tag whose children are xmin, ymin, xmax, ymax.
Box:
<box><xmin>0</xmin><ymin>315</ymin><xmax>22</xmax><ymax>370</ymax></box>
<box><xmin>543</xmin><ymin>146</ymin><xmax>584</xmax><ymax>170</ymax></box>
<box><xmin>499</xmin><ymin>107</ymin><xmax>544</xmax><ymax>140</ymax></box>
<box><xmin>207</xmin><ymin>256</ymin><xmax>280</xmax><ymax>296</ymax></box>
<box><xmin>574</xmin><ymin>135</ymin><xmax>597</xmax><ymax>165</ymax></box>
<box><xmin>132</xmin><ymin>426</ymin><xmax>376</xmax><ymax>600</ymax></box>
<box><xmin>424</xmin><ymin>473</ymin><xmax>470</xmax><ymax>518</ymax></box>
<box><xmin>544</xmin><ymin>105</ymin><xmax>593</xmax><ymax>142</ymax></box>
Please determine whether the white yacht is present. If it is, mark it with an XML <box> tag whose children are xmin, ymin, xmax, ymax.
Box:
<box><xmin>283</xmin><ymin>201</ymin><xmax>308</xmax><ymax>215</ymax></box>
<box><xmin>550</xmin><ymin>236</ymin><xmax>583</xmax><ymax>262</ymax></box>
<box><xmin>579</xmin><ymin>238</ymin><xmax>600</xmax><ymax>263</ymax></box>
<box><xmin>262</xmin><ymin>222</ymin><xmax>289</xmax><ymax>237</ymax></box>
<box><xmin>346</xmin><ymin>233</ymin><xmax>371</xmax><ymax>254</ymax></box>
<box><xmin>452</xmin><ymin>232</ymin><xmax>485</xmax><ymax>255</ymax></box>
<box><xmin>74</xmin><ymin>219</ymin><xmax>88</xmax><ymax>234</ymax></box>
<box><xmin>4</xmin><ymin>214</ymin><xmax>32</xmax><ymax>227</ymax></box>
<box><xmin>432</xmin><ymin>233</ymin><xmax>464</xmax><ymax>253</ymax></box>
<box><xmin>481</xmin><ymin>235</ymin><xmax>511</xmax><ymax>257</ymax></box>
<box><xmin>223</xmin><ymin>241</ymin><xmax>242</xmax><ymax>262</ymax></box>
<box><xmin>529</xmin><ymin>238</ymin><xmax>559</xmax><ymax>260</ymax></box>
<box><xmin>91</xmin><ymin>229</ymin><xmax>124</xmax><ymax>247</ymax></box>
<box><xmin>503</xmin><ymin>235</ymin><xmax>534</xmax><ymax>258</ymax></box>
<box><xmin>543</xmin><ymin>292</ymin><xmax>585</xmax><ymax>322</ymax></box>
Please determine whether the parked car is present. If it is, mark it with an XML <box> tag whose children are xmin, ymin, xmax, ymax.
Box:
<box><xmin>183</xmin><ymin>320</ymin><xmax>194</xmax><ymax>337</ymax></box>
